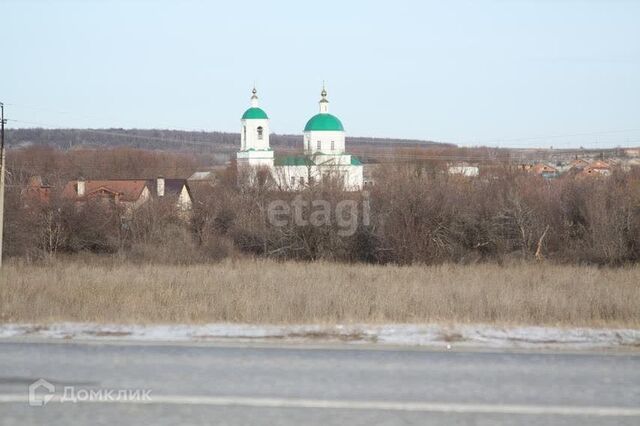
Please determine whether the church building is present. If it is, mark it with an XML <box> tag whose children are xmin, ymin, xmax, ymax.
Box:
<box><xmin>236</xmin><ymin>87</ymin><xmax>364</xmax><ymax>190</ymax></box>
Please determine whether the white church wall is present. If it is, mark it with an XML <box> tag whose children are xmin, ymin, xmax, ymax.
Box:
<box><xmin>237</xmin><ymin>145</ymin><xmax>274</xmax><ymax>169</ymax></box>
<box><xmin>313</xmin><ymin>153</ymin><xmax>352</xmax><ymax>166</ymax></box>
<box><xmin>304</xmin><ymin>130</ymin><xmax>346</xmax><ymax>155</ymax></box>
<box><xmin>343</xmin><ymin>165</ymin><xmax>364</xmax><ymax>190</ymax></box>
<box><xmin>241</xmin><ymin>118</ymin><xmax>270</xmax><ymax>151</ymax></box>
<box><xmin>271</xmin><ymin>164</ymin><xmax>363</xmax><ymax>191</ymax></box>
<box><xmin>273</xmin><ymin>165</ymin><xmax>311</xmax><ymax>190</ymax></box>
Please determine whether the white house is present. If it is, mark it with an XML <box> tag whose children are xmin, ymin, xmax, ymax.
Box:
<box><xmin>447</xmin><ymin>163</ymin><xmax>479</xmax><ymax>177</ymax></box>
<box><xmin>236</xmin><ymin>87</ymin><xmax>364</xmax><ymax>190</ymax></box>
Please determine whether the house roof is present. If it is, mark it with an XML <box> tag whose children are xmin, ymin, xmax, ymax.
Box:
<box><xmin>531</xmin><ymin>163</ymin><xmax>557</xmax><ymax>174</ymax></box>
<box><xmin>23</xmin><ymin>176</ymin><xmax>51</xmax><ymax>204</ymax></box>
<box><xmin>28</xmin><ymin>176</ymin><xmax>50</xmax><ymax>188</ymax></box>
<box><xmin>62</xmin><ymin>178</ymin><xmax>192</xmax><ymax>205</ymax></box>
<box><xmin>588</xmin><ymin>160</ymin><xmax>611</xmax><ymax>169</ymax></box>
<box><xmin>146</xmin><ymin>179</ymin><xmax>188</xmax><ymax>197</ymax></box>
<box><xmin>62</xmin><ymin>180</ymin><xmax>149</xmax><ymax>202</ymax></box>
<box><xmin>569</xmin><ymin>159</ymin><xmax>590</xmax><ymax>169</ymax></box>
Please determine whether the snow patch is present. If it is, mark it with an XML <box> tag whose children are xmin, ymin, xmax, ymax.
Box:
<box><xmin>1</xmin><ymin>323</ymin><xmax>639</xmax><ymax>349</ymax></box>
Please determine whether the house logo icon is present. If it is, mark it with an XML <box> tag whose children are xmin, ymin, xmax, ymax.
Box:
<box><xmin>28</xmin><ymin>379</ymin><xmax>55</xmax><ymax>407</ymax></box>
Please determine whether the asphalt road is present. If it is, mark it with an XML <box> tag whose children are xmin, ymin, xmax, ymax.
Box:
<box><xmin>0</xmin><ymin>340</ymin><xmax>639</xmax><ymax>425</ymax></box>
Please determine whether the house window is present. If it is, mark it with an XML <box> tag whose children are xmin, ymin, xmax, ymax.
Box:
<box><xmin>316</xmin><ymin>141</ymin><xmax>321</xmax><ymax>150</ymax></box>
<box><xmin>331</xmin><ymin>141</ymin><xmax>335</xmax><ymax>151</ymax></box>
<box><xmin>257</xmin><ymin>126</ymin><xmax>264</xmax><ymax>140</ymax></box>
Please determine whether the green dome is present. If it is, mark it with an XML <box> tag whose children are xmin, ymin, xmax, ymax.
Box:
<box><xmin>304</xmin><ymin>113</ymin><xmax>344</xmax><ymax>132</ymax></box>
<box><xmin>241</xmin><ymin>107</ymin><xmax>268</xmax><ymax>120</ymax></box>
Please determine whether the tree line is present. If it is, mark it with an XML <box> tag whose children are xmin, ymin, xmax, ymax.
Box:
<box><xmin>6</xmin><ymin>128</ymin><xmax>450</xmax><ymax>157</ymax></box>
<box><xmin>5</xmin><ymin>146</ymin><xmax>640</xmax><ymax>265</ymax></box>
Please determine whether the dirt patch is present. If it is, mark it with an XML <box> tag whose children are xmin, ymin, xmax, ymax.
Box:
<box><xmin>286</xmin><ymin>331</ymin><xmax>375</xmax><ymax>342</ymax></box>
<box><xmin>439</xmin><ymin>332</ymin><xmax>465</xmax><ymax>343</ymax></box>
<box><xmin>24</xmin><ymin>325</ymin><xmax>49</xmax><ymax>334</ymax></box>
<box><xmin>191</xmin><ymin>334</ymin><xmax>281</xmax><ymax>340</ymax></box>
<box><xmin>87</xmin><ymin>330</ymin><xmax>133</xmax><ymax>337</ymax></box>
<box><xmin>189</xmin><ymin>331</ymin><xmax>375</xmax><ymax>342</ymax></box>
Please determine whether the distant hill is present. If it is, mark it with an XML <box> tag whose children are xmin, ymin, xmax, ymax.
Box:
<box><xmin>8</xmin><ymin>128</ymin><xmax>633</xmax><ymax>169</ymax></box>
<box><xmin>5</xmin><ymin>128</ymin><xmax>454</xmax><ymax>154</ymax></box>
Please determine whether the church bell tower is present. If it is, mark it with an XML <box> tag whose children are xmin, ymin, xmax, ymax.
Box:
<box><xmin>237</xmin><ymin>87</ymin><xmax>274</xmax><ymax>167</ymax></box>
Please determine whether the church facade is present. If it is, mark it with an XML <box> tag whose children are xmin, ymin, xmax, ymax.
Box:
<box><xmin>236</xmin><ymin>87</ymin><xmax>363</xmax><ymax>191</ymax></box>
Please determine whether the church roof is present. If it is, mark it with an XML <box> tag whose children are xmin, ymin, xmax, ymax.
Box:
<box><xmin>241</xmin><ymin>107</ymin><xmax>268</xmax><ymax>120</ymax></box>
<box><xmin>274</xmin><ymin>155</ymin><xmax>362</xmax><ymax>166</ymax></box>
<box><xmin>275</xmin><ymin>156</ymin><xmax>315</xmax><ymax>166</ymax></box>
<box><xmin>304</xmin><ymin>113</ymin><xmax>344</xmax><ymax>132</ymax></box>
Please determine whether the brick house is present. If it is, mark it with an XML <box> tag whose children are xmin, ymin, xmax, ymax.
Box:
<box><xmin>530</xmin><ymin>163</ymin><xmax>558</xmax><ymax>179</ymax></box>
<box><xmin>580</xmin><ymin>160</ymin><xmax>612</xmax><ymax>177</ymax></box>
<box><xmin>22</xmin><ymin>176</ymin><xmax>51</xmax><ymax>207</ymax></box>
<box><xmin>568</xmin><ymin>159</ymin><xmax>590</xmax><ymax>171</ymax></box>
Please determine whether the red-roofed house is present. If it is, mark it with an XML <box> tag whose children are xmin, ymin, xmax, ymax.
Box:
<box><xmin>22</xmin><ymin>176</ymin><xmax>51</xmax><ymax>207</ymax></box>
<box><xmin>568</xmin><ymin>158</ymin><xmax>590</xmax><ymax>171</ymax></box>
<box><xmin>581</xmin><ymin>160</ymin><xmax>612</xmax><ymax>177</ymax></box>
<box><xmin>530</xmin><ymin>163</ymin><xmax>558</xmax><ymax>179</ymax></box>
<box><xmin>62</xmin><ymin>177</ymin><xmax>192</xmax><ymax>213</ymax></box>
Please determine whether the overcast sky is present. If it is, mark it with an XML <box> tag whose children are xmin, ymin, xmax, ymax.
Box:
<box><xmin>3</xmin><ymin>0</ymin><xmax>640</xmax><ymax>148</ymax></box>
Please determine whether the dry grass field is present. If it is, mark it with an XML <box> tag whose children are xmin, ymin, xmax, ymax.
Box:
<box><xmin>1</xmin><ymin>258</ymin><xmax>639</xmax><ymax>327</ymax></box>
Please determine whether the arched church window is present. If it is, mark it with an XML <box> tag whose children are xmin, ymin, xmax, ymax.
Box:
<box><xmin>243</xmin><ymin>126</ymin><xmax>246</xmax><ymax>147</ymax></box>
<box><xmin>257</xmin><ymin>126</ymin><xmax>264</xmax><ymax>140</ymax></box>
<box><xmin>316</xmin><ymin>141</ymin><xmax>321</xmax><ymax>150</ymax></box>
<box><xmin>331</xmin><ymin>141</ymin><xmax>335</xmax><ymax>151</ymax></box>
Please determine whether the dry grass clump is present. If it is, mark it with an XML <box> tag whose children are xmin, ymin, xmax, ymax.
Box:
<box><xmin>1</xmin><ymin>258</ymin><xmax>639</xmax><ymax>327</ymax></box>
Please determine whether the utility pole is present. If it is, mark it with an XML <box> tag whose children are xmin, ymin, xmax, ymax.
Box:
<box><xmin>0</xmin><ymin>102</ymin><xmax>5</xmax><ymax>269</ymax></box>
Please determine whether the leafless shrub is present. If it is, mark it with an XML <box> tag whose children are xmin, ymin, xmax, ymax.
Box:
<box><xmin>4</xmin><ymin>148</ymin><xmax>640</xmax><ymax>266</ymax></box>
